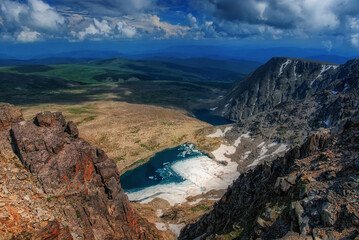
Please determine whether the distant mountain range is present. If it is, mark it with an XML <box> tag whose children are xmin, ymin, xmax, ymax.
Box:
<box><xmin>305</xmin><ymin>55</ymin><xmax>352</xmax><ymax>64</ymax></box>
<box><xmin>0</xmin><ymin>57</ymin><xmax>261</xmax><ymax>84</ymax></box>
<box><xmin>0</xmin><ymin>46</ymin><xmax>356</xmax><ymax>64</ymax></box>
<box><xmin>0</xmin><ymin>58</ymin><xmax>94</xmax><ymax>67</ymax></box>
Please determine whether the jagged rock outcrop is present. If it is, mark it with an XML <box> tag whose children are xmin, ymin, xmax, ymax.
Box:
<box><xmin>0</xmin><ymin>103</ymin><xmax>23</xmax><ymax>131</ymax></box>
<box><xmin>310</xmin><ymin>58</ymin><xmax>359</xmax><ymax>129</ymax></box>
<box><xmin>0</xmin><ymin>104</ymin><xmax>160</xmax><ymax>239</ymax></box>
<box><xmin>180</xmin><ymin>114</ymin><xmax>359</xmax><ymax>239</ymax></box>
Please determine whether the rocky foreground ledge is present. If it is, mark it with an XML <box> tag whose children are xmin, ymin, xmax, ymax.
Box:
<box><xmin>0</xmin><ymin>103</ymin><xmax>160</xmax><ymax>239</ymax></box>
<box><xmin>180</xmin><ymin>113</ymin><xmax>359</xmax><ymax>239</ymax></box>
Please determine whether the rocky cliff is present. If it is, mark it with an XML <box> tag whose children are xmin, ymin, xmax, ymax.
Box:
<box><xmin>216</xmin><ymin>57</ymin><xmax>339</xmax><ymax>121</ymax></box>
<box><xmin>180</xmin><ymin>58</ymin><xmax>359</xmax><ymax>239</ymax></box>
<box><xmin>180</xmin><ymin>113</ymin><xmax>359</xmax><ymax>239</ymax></box>
<box><xmin>0</xmin><ymin>104</ymin><xmax>160</xmax><ymax>239</ymax></box>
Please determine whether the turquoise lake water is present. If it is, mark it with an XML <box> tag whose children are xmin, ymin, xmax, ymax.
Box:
<box><xmin>120</xmin><ymin>109</ymin><xmax>231</xmax><ymax>194</ymax></box>
<box><xmin>120</xmin><ymin>144</ymin><xmax>205</xmax><ymax>192</ymax></box>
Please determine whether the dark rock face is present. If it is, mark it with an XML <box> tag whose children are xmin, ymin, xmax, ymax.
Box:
<box><xmin>0</xmin><ymin>102</ymin><xmax>24</xmax><ymax>130</ymax></box>
<box><xmin>9</xmin><ymin>111</ymin><xmax>159</xmax><ymax>239</ymax></box>
<box><xmin>180</xmin><ymin>115</ymin><xmax>359</xmax><ymax>239</ymax></box>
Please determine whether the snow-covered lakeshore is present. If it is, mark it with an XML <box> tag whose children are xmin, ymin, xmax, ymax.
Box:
<box><xmin>126</xmin><ymin>152</ymin><xmax>240</xmax><ymax>206</ymax></box>
<box><xmin>125</xmin><ymin>128</ymin><xmax>287</xmax><ymax>206</ymax></box>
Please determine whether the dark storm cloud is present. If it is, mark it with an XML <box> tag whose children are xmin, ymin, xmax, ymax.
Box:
<box><xmin>191</xmin><ymin>0</ymin><xmax>359</xmax><ymax>30</ymax></box>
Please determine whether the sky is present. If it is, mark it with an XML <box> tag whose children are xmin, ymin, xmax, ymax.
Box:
<box><xmin>1</xmin><ymin>0</ymin><xmax>359</xmax><ymax>57</ymax></box>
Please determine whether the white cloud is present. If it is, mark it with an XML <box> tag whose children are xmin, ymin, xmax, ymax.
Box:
<box><xmin>150</xmin><ymin>15</ymin><xmax>189</xmax><ymax>39</ymax></box>
<box><xmin>28</xmin><ymin>0</ymin><xmax>65</xmax><ymax>29</ymax></box>
<box><xmin>0</xmin><ymin>0</ymin><xmax>28</xmax><ymax>23</ymax></box>
<box><xmin>93</xmin><ymin>19</ymin><xmax>111</xmax><ymax>35</ymax></box>
<box><xmin>76</xmin><ymin>18</ymin><xmax>116</xmax><ymax>40</ymax></box>
<box><xmin>0</xmin><ymin>0</ymin><xmax>64</xmax><ymax>30</ymax></box>
<box><xmin>191</xmin><ymin>0</ymin><xmax>359</xmax><ymax>40</ymax></box>
<box><xmin>16</xmin><ymin>27</ymin><xmax>41</xmax><ymax>42</ymax></box>
<box><xmin>349</xmin><ymin>17</ymin><xmax>359</xmax><ymax>31</ymax></box>
<box><xmin>322</xmin><ymin>40</ymin><xmax>333</xmax><ymax>51</ymax></box>
<box><xmin>351</xmin><ymin>34</ymin><xmax>359</xmax><ymax>48</ymax></box>
<box><xmin>127</xmin><ymin>14</ymin><xmax>190</xmax><ymax>39</ymax></box>
<box><xmin>0</xmin><ymin>0</ymin><xmax>359</xmax><ymax>44</ymax></box>
<box><xmin>77</xmin><ymin>23</ymin><xmax>100</xmax><ymax>40</ymax></box>
<box><xmin>117</xmin><ymin>21</ymin><xmax>136</xmax><ymax>38</ymax></box>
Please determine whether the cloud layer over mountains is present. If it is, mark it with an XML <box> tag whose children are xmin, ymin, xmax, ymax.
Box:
<box><xmin>1</xmin><ymin>0</ymin><xmax>359</xmax><ymax>48</ymax></box>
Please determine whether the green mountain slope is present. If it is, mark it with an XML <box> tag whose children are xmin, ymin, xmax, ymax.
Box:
<box><xmin>0</xmin><ymin>57</ymin><xmax>253</xmax><ymax>84</ymax></box>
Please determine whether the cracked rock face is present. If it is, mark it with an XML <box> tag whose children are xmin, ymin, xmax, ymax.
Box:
<box><xmin>7</xmin><ymin>109</ymin><xmax>159</xmax><ymax>239</ymax></box>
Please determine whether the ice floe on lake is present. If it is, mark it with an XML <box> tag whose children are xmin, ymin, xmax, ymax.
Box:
<box><xmin>127</xmin><ymin>155</ymin><xmax>240</xmax><ymax>206</ymax></box>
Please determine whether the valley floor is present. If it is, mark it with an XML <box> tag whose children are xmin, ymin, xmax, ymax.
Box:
<box><xmin>18</xmin><ymin>99</ymin><xmax>291</xmax><ymax>238</ymax></box>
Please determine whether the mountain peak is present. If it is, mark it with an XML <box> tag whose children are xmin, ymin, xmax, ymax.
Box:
<box><xmin>216</xmin><ymin>57</ymin><xmax>341</xmax><ymax>121</ymax></box>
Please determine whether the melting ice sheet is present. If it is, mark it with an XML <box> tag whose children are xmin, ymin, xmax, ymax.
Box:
<box><xmin>123</xmin><ymin>144</ymin><xmax>239</xmax><ymax>206</ymax></box>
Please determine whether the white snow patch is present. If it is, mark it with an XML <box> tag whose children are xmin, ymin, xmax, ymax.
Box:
<box><xmin>240</xmin><ymin>151</ymin><xmax>251</xmax><ymax>161</ymax></box>
<box><xmin>168</xmin><ymin>223</ymin><xmax>185</xmax><ymax>236</ymax></box>
<box><xmin>272</xmin><ymin>144</ymin><xmax>288</xmax><ymax>155</ymax></box>
<box><xmin>208</xmin><ymin>198</ymin><xmax>221</xmax><ymax>201</ymax></box>
<box><xmin>332</xmin><ymin>91</ymin><xmax>338</xmax><ymax>95</ymax></box>
<box><xmin>323</xmin><ymin>117</ymin><xmax>331</xmax><ymax>127</ymax></box>
<box><xmin>224</xmin><ymin>103</ymin><xmax>229</xmax><ymax>108</ymax></box>
<box><xmin>207</xmin><ymin>127</ymin><xmax>232</xmax><ymax>138</ymax></box>
<box><xmin>156</xmin><ymin>209</ymin><xmax>163</xmax><ymax>217</ymax></box>
<box><xmin>311</xmin><ymin>65</ymin><xmax>338</xmax><ymax>86</ymax></box>
<box><xmin>207</xmin><ymin>129</ymin><xmax>223</xmax><ymax>138</ymax></box>
<box><xmin>211</xmin><ymin>144</ymin><xmax>236</xmax><ymax>162</ymax></box>
<box><xmin>248</xmin><ymin>143</ymin><xmax>287</xmax><ymax>168</ymax></box>
<box><xmin>344</xmin><ymin>83</ymin><xmax>349</xmax><ymax>92</ymax></box>
<box><xmin>210</xmin><ymin>107</ymin><xmax>218</xmax><ymax>111</ymax></box>
<box><xmin>257</xmin><ymin>142</ymin><xmax>266</xmax><ymax>148</ymax></box>
<box><xmin>234</xmin><ymin>132</ymin><xmax>251</xmax><ymax>147</ymax></box>
<box><xmin>259</xmin><ymin>145</ymin><xmax>268</xmax><ymax>156</ymax></box>
<box><xmin>267</xmin><ymin>142</ymin><xmax>278</xmax><ymax>148</ymax></box>
<box><xmin>279</xmin><ymin>59</ymin><xmax>292</xmax><ymax>76</ymax></box>
<box><xmin>189</xmin><ymin>198</ymin><xmax>203</xmax><ymax>205</ymax></box>
<box><xmin>155</xmin><ymin>223</ymin><xmax>167</xmax><ymax>231</ymax></box>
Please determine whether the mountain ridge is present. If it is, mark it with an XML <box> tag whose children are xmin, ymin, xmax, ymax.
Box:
<box><xmin>180</xmin><ymin>56</ymin><xmax>359</xmax><ymax>239</ymax></box>
<box><xmin>216</xmin><ymin>57</ymin><xmax>341</xmax><ymax>121</ymax></box>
